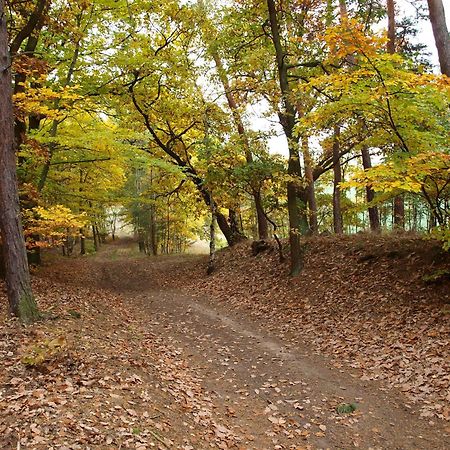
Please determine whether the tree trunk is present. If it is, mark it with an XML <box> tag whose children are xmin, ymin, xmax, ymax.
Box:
<box><xmin>215</xmin><ymin>210</ymin><xmax>245</xmax><ymax>245</ymax></box>
<box><xmin>254</xmin><ymin>190</ymin><xmax>269</xmax><ymax>240</ymax></box>
<box><xmin>386</xmin><ymin>0</ymin><xmax>396</xmax><ymax>54</ymax></box>
<box><xmin>267</xmin><ymin>0</ymin><xmax>308</xmax><ymax>275</ymax></box>
<box><xmin>0</xmin><ymin>2</ymin><xmax>39</xmax><ymax>321</ymax></box>
<box><xmin>198</xmin><ymin>0</ymin><xmax>268</xmax><ymax>240</ymax></box>
<box><xmin>427</xmin><ymin>0</ymin><xmax>450</xmax><ymax>76</ymax></box>
<box><xmin>287</xmin><ymin>173</ymin><xmax>305</xmax><ymax>276</ymax></box>
<box><xmin>332</xmin><ymin>126</ymin><xmax>343</xmax><ymax>234</ymax></box>
<box><xmin>0</xmin><ymin>244</ymin><xmax>5</xmax><ymax>279</ymax></box>
<box><xmin>150</xmin><ymin>206</ymin><xmax>157</xmax><ymax>256</ymax></box>
<box><xmin>92</xmin><ymin>224</ymin><xmax>99</xmax><ymax>251</ymax></box>
<box><xmin>361</xmin><ymin>146</ymin><xmax>381</xmax><ymax>232</ymax></box>
<box><xmin>80</xmin><ymin>228</ymin><xmax>86</xmax><ymax>255</ymax></box>
<box><xmin>38</xmin><ymin>23</ymin><xmax>82</xmax><ymax>192</ymax></box>
<box><xmin>229</xmin><ymin>209</ymin><xmax>242</xmax><ymax>237</ymax></box>
<box><xmin>302</xmin><ymin>135</ymin><xmax>318</xmax><ymax>234</ymax></box>
<box><xmin>386</xmin><ymin>0</ymin><xmax>405</xmax><ymax>228</ymax></box>
<box><xmin>393</xmin><ymin>195</ymin><xmax>405</xmax><ymax>229</ymax></box>
<box><xmin>211</xmin><ymin>56</ymin><xmax>268</xmax><ymax>239</ymax></box>
<box><xmin>207</xmin><ymin>202</ymin><xmax>216</xmax><ymax>275</ymax></box>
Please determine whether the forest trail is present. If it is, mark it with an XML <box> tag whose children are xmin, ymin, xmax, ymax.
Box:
<box><xmin>63</xmin><ymin>241</ymin><xmax>447</xmax><ymax>449</ymax></box>
<box><xmin>1</xmin><ymin>240</ymin><xmax>448</xmax><ymax>449</ymax></box>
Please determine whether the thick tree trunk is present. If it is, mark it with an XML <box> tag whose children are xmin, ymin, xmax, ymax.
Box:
<box><xmin>229</xmin><ymin>209</ymin><xmax>242</xmax><ymax>237</ymax></box>
<box><xmin>216</xmin><ymin>210</ymin><xmax>245</xmax><ymax>245</ymax></box>
<box><xmin>0</xmin><ymin>2</ymin><xmax>38</xmax><ymax>321</ymax></box>
<box><xmin>361</xmin><ymin>146</ymin><xmax>381</xmax><ymax>232</ymax></box>
<box><xmin>393</xmin><ymin>195</ymin><xmax>405</xmax><ymax>229</ymax></box>
<box><xmin>427</xmin><ymin>0</ymin><xmax>450</xmax><ymax>76</ymax></box>
<box><xmin>254</xmin><ymin>190</ymin><xmax>269</xmax><ymax>240</ymax></box>
<box><xmin>332</xmin><ymin>126</ymin><xmax>343</xmax><ymax>234</ymax></box>
<box><xmin>0</xmin><ymin>244</ymin><xmax>4</xmax><ymax>279</ymax></box>
<box><xmin>188</xmin><ymin>171</ymin><xmax>244</xmax><ymax>246</ymax></box>
<box><xmin>12</xmin><ymin>34</ymin><xmax>43</xmax><ymax>264</ymax></box>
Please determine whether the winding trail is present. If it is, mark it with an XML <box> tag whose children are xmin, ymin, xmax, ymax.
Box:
<box><xmin>61</xmin><ymin>242</ymin><xmax>449</xmax><ymax>449</ymax></box>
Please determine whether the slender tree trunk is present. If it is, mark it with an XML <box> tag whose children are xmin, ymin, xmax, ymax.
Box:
<box><xmin>80</xmin><ymin>228</ymin><xmax>86</xmax><ymax>255</ymax></box>
<box><xmin>212</xmin><ymin>55</ymin><xmax>268</xmax><ymax>239</ymax></box>
<box><xmin>412</xmin><ymin>199</ymin><xmax>418</xmax><ymax>231</ymax></box>
<box><xmin>332</xmin><ymin>126</ymin><xmax>343</xmax><ymax>234</ymax></box>
<box><xmin>387</xmin><ymin>0</ymin><xmax>396</xmax><ymax>54</ymax></box>
<box><xmin>393</xmin><ymin>196</ymin><xmax>405</xmax><ymax>229</ymax></box>
<box><xmin>150</xmin><ymin>206</ymin><xmax>157</xmax><ymax>256</ymax></box>
<box><xmin>38</xmin><ymin>20</ymin><xmax>82</xmax><ymax>192</ymax></box>
<box><xmin>385</xmin><ymin>0</ymin><xmax>405</xmax><ymax>229</ymax></box>
<box><xmin>166</xmin><ymin>200</ymin><xmax>170</xmax><ymax>254</ymax></box>
<box><xmin>267</xmin><ymin>0</ymin><xmax>308</xmax><ymax>275</ymax></box>
<box><xmin>0</xmin><ymin>2</ymin><xmax>38</xmax><ymax>321</ymax></box>
<box><xmin>198</xmin><ymin>0</ymin><xmax>267</xmax><ymax>239</ymax></box>
<box><xmin>361</xmin><ymin>146</ymin><xmax>381</xmax><ymax>232</ymax></box>
<box><xmin>207</xmin><ymin>201</ymin><xmax>216</xmax><ymax>275</ymax></box>
<box><xmin>427</xmin><ymin>0</ymin><xmax>450</xmax><ymax>76</ymax></box>
<box><xmin>92</xmin><ymin>224</ymin><xmax>99</xmax><ymax>251</ymax></box>
<box><xmin>300</xmin><ymin>131</ymin><xmax>317</xmax><ymax>233</ymax></box>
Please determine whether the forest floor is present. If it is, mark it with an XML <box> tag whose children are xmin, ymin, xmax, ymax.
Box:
<box><xmin>0</xmin><ymin>235</ymin><xmax>449</xmax><ymax>449</ymax></box>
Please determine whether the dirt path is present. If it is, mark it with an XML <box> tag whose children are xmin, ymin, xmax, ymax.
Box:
<box><xmin>82</xmin><ymin>243</ymin><xmax>448</xmax><ymax>450</ymax></box>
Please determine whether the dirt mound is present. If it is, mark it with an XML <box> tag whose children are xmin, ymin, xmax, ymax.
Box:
<box><xmin>181</xmin><ymin>234</ymin><xmax>450</xmax><ymax>421</ymax></box>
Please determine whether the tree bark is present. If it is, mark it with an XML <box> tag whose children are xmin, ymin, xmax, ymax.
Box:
<box><xmin>427</xmin><ymin>0</ymin><xmax>450</xmax><ymax>76</ymax></box>
<box><xmin>0</xmin><ymin>1</ymin><xmax>39</xmax><ymax>321</ymax></box>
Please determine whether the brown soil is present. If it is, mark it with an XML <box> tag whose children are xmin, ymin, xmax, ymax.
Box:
<box><xmin>0</xmin><ymin>234</ymin><xmax>449</xmax><ymax>449</ymax></box>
